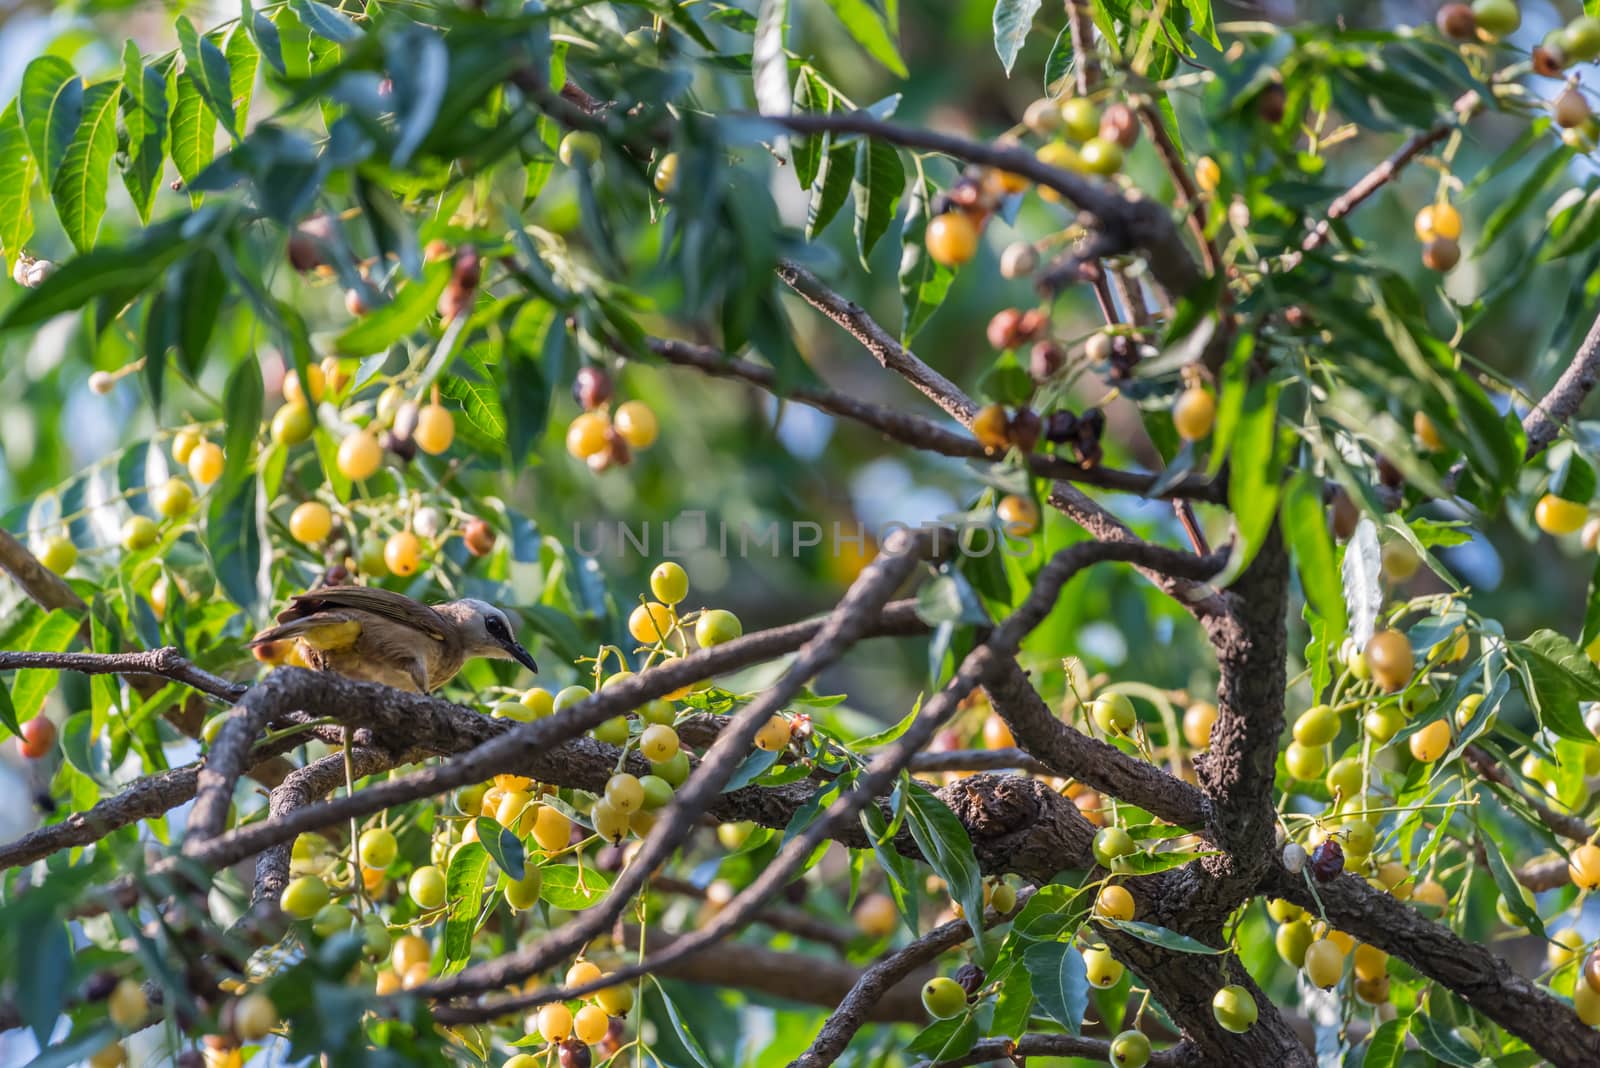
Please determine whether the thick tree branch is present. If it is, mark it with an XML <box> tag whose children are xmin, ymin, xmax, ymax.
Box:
<box><xmin>1523</xmin><ymin>307</ymin><xmax>1600</xmax><ymax>460</ymax></box>
<box><xmin>765</xmin><ymin>115</ymin><xmax>1203</xmax><ymax>298</ymax></box>
<box><xmin>1263</xmin><ymin>864</ymin><xmax>1600</xmax><ymax>1067</ymax></box>
<box><xmin>0</xmin><ymin>764</ymin><xmax>200</xmax><ymax>870</ymax></box>
<box><xmin>0</xmin><ymin>647</ymin><xmax>246</xmax><ymax>703</ymax></box>
<box><xmin>923</xmin><ymin>1033</ymin><xmax>1193</xmax><ymax>1068</ymax></box>
<box><xmin>0</xmin><ymin>526</ymin><xmax>88</xmax><ymax>614</ymax></box>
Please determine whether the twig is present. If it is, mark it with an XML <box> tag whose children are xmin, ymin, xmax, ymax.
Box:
<box><xmin>922</xmin><ymin>1033</ymin><xmax>1194</xmax><ymax>1068</ymax></box>
<box><xmin>1522</xmin><ymin>307</ymin><xmax>1600</xmax><ymax>460</ymax></box>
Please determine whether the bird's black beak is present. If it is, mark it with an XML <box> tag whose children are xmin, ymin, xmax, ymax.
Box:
<box><xmin>503</xmin><ymin>639</ymin><xmax>539</xmax><ymax>674</ymax></box>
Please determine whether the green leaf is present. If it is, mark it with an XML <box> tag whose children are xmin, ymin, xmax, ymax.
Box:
<box><xmin>0</xmin><ymin>215</ymin><xmax>195</xmax><ymax>329</ymax></box>
<box><xmin>176</xmin><ymin>16</ymin><xmax>238</xmax><ymax>137</ymax></box>
<box><xmin>1478</xmin><ymin>147</ymin><xmax>1573</xmax><ymax>253</ymax></box>
<box><xmin>21</xmin><ymin>1026</ymin><xmax>117</xmax><ymax>1068</ymax></box>
<box><xmin>9</xmin><ymin>611</ymin><xmax>79</xmax><ymax>721</ymax></box>
<box><xmin>791</xmin><ymin>70</ymin><xmax>828</xmax><ymax>189</ymax></box>
<box><xmin>1549</xmin><ymin>447</ymin><xmax>1596</xmax><ymax>503</ymax></box>
<box><xmin>906</xmin><ymin>1014</ymin><xmax>979</xmax><ymax>1059</ymax></box>
<box><xmin>0</xmin><ymin>102</ymin><xmax>37</xmax><ymax>274</ymax></box>
<box><xmin>1507</xmin><ymin>629</ymin><xmax>1600</xmax><ymax>742</ymax></box>
<box><xmin>1282</xmin><ymin>470</ymin><xmax>1346</xmax><ymax>646</ymax></box>
<box><xmin>807</xmin><ymin>139</ymin><xmax>854</xmax><ymax>240</ymax></box>
<box><xmin>853</xmin><ymin>138</ymin><xmax>904</xmax><ymax>266</ymax></box>
<box><xmin>292</xmin><ymin>0</ymin><xmax>363</xmax><ymax>44</ymax></box>
<box><xmin>442</xmin><ymin>840</ymin><xmax>489</xmax><ymax>973</ymax></box>
<box><xmin>472</xmin><ymin>816</ymin><xmax>526</xmax><ymax>879</ymax></box>
<box><xmin>538</xmin><ymin>864</ymin><xmax>614</xmax><ymax>910</ymax></box>
<box><xmin>170</xmin><ymin>74</ymin><xmax>217</xmax><ymax>204</ymax></box>
<box><xmin>333</xmin><ymin>260</ymin><xmax>450</xmax><ymax>355</ymax></box>
<box><xmin>1097</xmin><ymin>918</ymin><xmax>1229</xmax><ymax>954</ymax></box>
<box><xmin>172</xmin><ymin>248</ymin><xmax>227</xmax><ymax>374</ymax></box>
<box><xmin>1222</xmin><ymin>380</ymin><xmax>1285</xmax><ymax>581</ymax></box>
<box><xmin>1410</xmin><ymin>1011</ymin><xmax>1484</xmax><ymax>1067</ymax></box>
<box><xmin>1363</xmin><ymin>1016</ymin><xmax>1409</xmax><ymax>1068</ymax></box>
<box><xmin>224</xmin><ymin>24</ymin><xmax>259</xmax><ymax>132</ymax></box>
<box><xmin>1475</xmin><ymin>813</ymin><xmax>1544</xmax><ymax>938</ymax></box>
<box><xmin>206</xmin><ymin>473</ymin><xmax>265</xmax><ymax>615</ymax></box>
<box><xmin>0</xmin><ymin>683</ymin><xmax>17</xmax><ymax>737</ymax></box>
<box><xmin>385</xmin><ymin>26</ymin><xmax>448</xmax><ymax>167</ymax></box>
<box><xmin>50</xmin><ymin>80</ymin><xmax>120</xmax><ymax>252</ymax></box>
<box><xmin>902</xmin><ymin>782</ymin><xmax>989</xmax><ymax>956</ymax></box>
<box><xmin>504</xmin><ymin>302</ymin><xmax>557</xmax><ymax>466</ymax></box>
<box><xmin>119</xmin><ymin>43</ymin><xmax>169</xmax><ymax>224</ymax></box>
<box><xmin>1022</xmin><ymin>941</ymin><xmax>1087</xmax><ymax>1033</ymax></box>
<box><xmin>648</xmin><ymin>977</ymin><xmax>716</xmax><ymax>1068</ymax></box>
<box><xmin>220</xmin><ymin>358</ymin><xmax>263</xmax><ymax>491</ymax></box>
<box><xmin>993</xmin><ymin>0</ymin><xmax>1043</xmax><ymax>76</ymax></box>
<box><xmin>19</xmin><ymin>56</ymin><xmax>79</xmax><ymax>188</ymax></box>
<box><xmin>249</xmin><ymin>7</ymin><xmax>286</xmax><ymax>75</ymax></box>
<box><xmin>819</xmin><ymin>0</ymin><xmax>907</xmax><ymax>76</ymax></box>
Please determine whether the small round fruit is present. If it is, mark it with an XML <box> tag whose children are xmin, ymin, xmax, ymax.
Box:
<box><xmin>1293</xmin><ymin>704</ymin><xmax>1340</xmax><ymax>747</ymax></box>
<box><xmin>1195</xmin><ymin>156</ymin><xmax>1222</xmax><ymax>193</ymax></box>
<box><xmin>1059</xmin><ymin>97</ymin><xmax>1099</xmax><ymax>141</ymax></box>
<box><xmin>1079</xmin><ymin>137</ymin><xmax>1123</xmax><ymax>176</ymax></box>
<box><xmin>1576</xmin><ymin>979</ymin><xmax>1600</xmax><ymax>1026</ymax></box>
<box><xmin>695</xmin><ymin>608</ymin><xmax>743</xmax><ymax>647</ymax></box>
<box><xmin>280</xmin><ymin>875</ymin><xmax>330</xmax><ymax>919</ymax></box>
<box><xmin>1557</xmin><ymin>88</ymin><xmax>1594</xmax><ymax>129</ymax></box>
<box><xmin>592</xmin><ymin>715</ymin><xmax>627</xmax><ymax>746</ymax></box>
<box><xmin>1325</xmin><ymin>757</ymin><xmax>1362</xmax><ymax>800</ymax></box>
<box><xmin>233</xmin><ymin>992</ymin><xmax>277</xmax><ymax>1040</ymax></box>
<box><xmin>121</xmin><ymin>515</ymin><xmax>159</xmax><ymax>551</ymax></box>
<box><xmin>982</xmin><ymin>713</ymin><xmax>1015</xmax><ymax>750</ymax></box>
<box><xmin>1277</xmin><ymin>920</ymin><xmax>1314</xmax><ymax>967</ymax></box>
<box><xmin>639</xmin><ymin>724</ymin><xmax>679</xmax><ymax>762</ymax></box>
<box><xmin>629</xmin><ymin>602</ymin><xmax>676</xmax><ymax>644</ymax></box>
<box><xmin>338</xmin><ymin>430</ymin><xmax>384</xmax><ymax>480</ymax></box>
<box><xmin>153</xmin><ymin>477</ymin><xmax>194</xmax><ymax>518</ymax></box>
<box><xmin>1109</xmin><ymin>1029</ymin><xmax>1151</xmax><ymax>1068</ymax></box>
<box><xmin>1284</xmin><ymin>741</ymin><xmax>1327</xmax><ymax>781</ymax></box>
<box><xmin>392</xmin><ymin>934</ymin><xmax>430</xmax><ymax>972</ymax></box>
<box><xmin>1304</xmin><ymin>939</ymin><xmax>1346</xmax><ymax>988</ymax></box>
<box><xmin>613</xmin><ymin>401</ymin><xmax>659</xmax><ymax>449</ymax></box>
<box><xmin>594</xmin><ymin>979</ymin><xmax>633</xmax><ymax>1016</ymax></box>
<box><xmin>1183</xmin><ymin>701</ymin><xmax>1218</xmax><ymax>749</ymax></box>
<box><xmin>920</xmin><ymin>976</ymin><xmax>967</xmax><ymax>1019</ymax></box>
<box><xmin>1569</xmin><ymin>843</ymin><xmax>1600</xmax><ymax>890</ymax></box>
<box><xmin>532</xmin><ymin>805</ymin><xmax>573</xmax><ymax>851</ymax></box>
<box><xmin>272</xmin><ymin>402</ymin><xmax>314</xmax><ymax>445</ymax></box>
<box><xmin>1365</xmin><ymin>630</ymin><xmax>1414</xmax><ymax>693</ymax></box>
<box><xmin>1414</xmin><ymin>202</ymin><xmax>1462</xmax><ymax>242</ymax></box>
<box><xmin>1409</xmin><ymin>718</ymin><xmax>1452</xmax><ymax>763</ymax></box>
<box><xmin>1412</xmin><ymin>879</ymin><xmax>1449</xmax><ymax>909</ymax></box>
<box><xmin>558</xmin><ymin>131</ymin><xmax>602</xmax><ymax>167</ymax></box>
<box><xmin>289</xmin><ymin>502</ymin><xmax>333</xmax><ymax>545</ymax></box>
<box><xmin>1173</xmin><ymin>387</ymin><xmax>1216</xmax><ymax>441</ymax></box>
<box><xmin>997</xmin><ymin>495</ymin><xmax>1039</xmax><ymax>536</ymax></box>
<box><xmin>1093</xmin><ymin>827</ymin><xmax>1136</xmax><ymax>868</ymax></box>
<box><xmin>108</xmin><ymin>978</ymin><xmax>148</xmax><ymax>1030</ymax></box>
<box><xmin>654</xmin><ymin>152</ymin><xmax>679</xmax><ymax>193</ymax></box>
<box><xmin>1000</xmin><ymin>242</ymin><xmax>1039</xmax><ymax>279</ymax></box>
<box><xmin>187</xmin><ymin>442</ymin><xmax>224</xmax><ymax>486</ymax></box>
<box><xmin>926</xmin><ymin>212</ymin><xmax>979</xmax><ymax>267</ymax></box>
<box><xmin>574</xmin><ymin>1003</ymin><xmax>609</xmax><ymax>1044</ymax></box>
<box><xmin>19</xmin><ymin>716</ymin><xmax>57</xmax><ymax>759</ymax></box>
<box><xmin>503</xmin><ymin>867</ymin><xmax>544</xmax><ymax>910</ymax></box>
<box><xmin>1352</xmin><ymin>942</ymin><xmax>1388</xmax><ymax>983</ymax></box>
<box><xmin>567</xmin><ymin>412</ymin><xmax>611</xmax><ymax>460</ymax></box>
<box><xmin>172</xmin><ymin>428</ymin><xmax>202</xmax><ymax>465</ymax></box>
<box><xmin>408</xmin><ymin>865</ymin><xmax>447</xmax><ymax>909</ymax></box>
<box><xmin>1549</xmin><ymin>927</ymin><xmax>1587</xmax><ymax>969</ymax></box>
<box><xmin>1536</xmin><ymin>493</ymin><xmax>1589</xmax><ymax>535</ymax></box>
<box><xmin>650</xmin><ymin>561</ymin><xmax>689</xmax><ymax>604</ymax></box>
<box><xmin>282</xmin><ymin>365</ymin><xmax>325</xmax><ymax>406</ymax></box>
<box><xmin>989</xmin><ymin>882</ymin><xmax>1017</xmax><ymax>913</ymax></box>
<box><xmin>971</xmin><ymin>403</ymin><xmax>1011</xmax><ymax>452</ymax></box>
<box><xmin>539</xmin><ymin>1002</ymin><xmax>575</xmax><ymax>1042</ymax></box>
<box><xmin>591</xmin><ymin>798</ymin><xmax>630</xmax><ymax>844</ymax></box>
<box><xmin>1084</xmin><ymin>944</ymin><xmax>1124</xmax><ymax>988</ymax></box>
<box><xmin>1091</xmin><ymin>693</ymin><xmax>1136</xmax><ymax>735</ymax></box>
<box><xmin>37</xmin><ymin>535</ymin><xmax>76</xmax><ymax>575</ymax></box>
<box><xmin>652</xmin><ymin>750</ymin><xmax>691</xmax><ymax>786</ymax></box>
<box><xmin>1267</xmin><ymin>898</ymin><xmax>1305</xmax><ymax>924</ymax></box>
<box><xmin>1565</xmin><ymin>16</ymin><xmax>1600</xmax><ymax>61</ymax></box>
<box><xmin>754</xmin><ymin>715</ymin><xmax>792</xmax><ymax>752</ymax></box>
<box><xmin>1471</xmin><ymin>0</ymin><xmax>1520</xmax><ymax>38</ymax></box>
<box><xmin>463</xmin><ymin>519</ymin><xmax>496</xmax><ymax>557</ymax></box>
<box><xmin>414</xmin><ymin>404</ymin><xmax>455</xmax><ymax>454</ymax></box>
<box><xmin>1211</xmin><ymin>984</ymin><xmax>1257</xmax><ymax>1034</ymax></box>
<box><xmin>1422</xmin><ymin>236</ymin><xmax>1461</xmax><ymax>272</ymax></box>
<box><xmin>88</xmin><ymin>1042</ymin><xmax>125</xmax><ymax>1068</ymax></box>
<box><xmin>1362</xmin><ymin>705</ymin><xmax>1404</xmax><ymax>743</ymax></box>
<box><xmin>359</xmin><ymin>828</ymin><xmax>398</xmax><ymax>870</ymax></box>
<box><xmin>1437</xmin><ymin>3</ymin><xmax>1477</xmax><ymax>38</ymax></box>
<box><xmin>385</xmin><ymin>531</ymin><xmax>422</xmax><ymax>576</ymax></box>
<box><xmin>853</xmin><ymin>892</ymin><xmax>898</xmax><ymax>938</ymax></box>
<box><xmin>1094</xmin><ymin>884</ymin><xmax>1135</xmax><ymax>921</ymax></box>
<box><xmin>605</xmin><ymin>773</ymin><xmax>645</xmax><ymax>814</ymax></box>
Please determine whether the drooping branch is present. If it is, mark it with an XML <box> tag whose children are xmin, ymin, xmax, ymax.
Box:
<box><xmin>642</xmin><ymin>335</ymin><xmax>1223</xmax><ymax>501</ymax></box>
<box><xmin>764</xmin><ymin>114</ymin><xmax>1203</xmax><ymax>298</ymax></box>
<box><xmin>0</xmin><ymin>647</ymin><xmax>246</xmax><ymax>703</ymax></box>
<box><xmin>1262</xmin><ymin>864</ymin><xmax>1600</xmax><ymax>1067</ymax></box>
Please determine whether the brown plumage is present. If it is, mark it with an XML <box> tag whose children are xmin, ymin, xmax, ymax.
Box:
<box><xmin>248</xmin><ymin>586</ymin><xmax>538</xmax><ymax>693</ymax></box>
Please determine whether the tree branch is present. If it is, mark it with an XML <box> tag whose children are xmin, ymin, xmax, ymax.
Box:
<box><xmin>0</xmin><ymin>647</ymin><xmax>247</xmax><ymax>704</ymax></box>
<box><xmin>764</xmin><ymin>114</ymin><xmax>1203</xmax><ymax>298</ymax></box>
<box><xmin>922</xmin><ymin>1033</ymin><xmax>1193</xmax><ymax>1068</ymax></box>
<box><xmin>1523</xmin><ymin>307</ymin><xmax>1600</xmax><ymax>460</ymax></box>
<box><xmin>0</xmin><ymin>526</ymin><xmax>88</xmax><ymax>615</ymax></box>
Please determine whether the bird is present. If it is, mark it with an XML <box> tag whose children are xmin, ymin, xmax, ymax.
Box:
<box><xmin>247</xmin><ymin>586</ymin><xmax>538</xmax><ymax>694</ymax></box>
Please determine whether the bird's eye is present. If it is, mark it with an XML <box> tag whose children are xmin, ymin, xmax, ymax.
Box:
<box><xmin>486</xmin><ymin>617</ymin><xmax>507</xmax><ymax>638</ymax></box>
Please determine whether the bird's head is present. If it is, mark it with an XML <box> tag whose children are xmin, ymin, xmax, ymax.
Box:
<box><xmin>439</xmin><ymin>598</ymin><xmax>539</xmax><ymax>674</ymax></box>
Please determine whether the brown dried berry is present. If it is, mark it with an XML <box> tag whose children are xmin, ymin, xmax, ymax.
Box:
<box><xmin>380</xmin><ymin>430</ymin><xmax>417</xmax><ymax>464</ymax></box>
<box><xmin>558</xmin><ymin>1040</ymin><xmax>592</xmax><ymax>1068</ymax></box>
<box><xmin>1283</xmin><ymin>305</ymin><xmax>1309</xmax><ymax>329</ymax></box>
<box><xmin>599</xmin><ymin>1017</ymin><xmax>626</xmax><ymax>1057</ymax></box>
<box><xmin>82</xmin><ymin>971</ymin><xmax>119</xmax><ymax>1002</ymax></box>
<box><xmin>1100</xmin><ymin>103</ymin><xmax>1140</xmax><ymax>149</ymax></box>
<box><xmin>1584</xmin><ymin>949</ymin><xmax>1600</xmax><ymax>995</ymax></box>
<box><xmin>972</xmin><ymin>404</ymin><xmax>1012</xmax><ymax>452</ymax></box>
<box><xmin>1257</xmin><ymin>83</ymin><xmax>1287</xmax><ymax>124</ymax></box>
<box><xmin>1436</xmin><ymin>3</ymin><xmax>1477</xmax><ymax>40</ymax></box>
<box><xmin>953</xmin><ymin>963</ymin><xmax>987</xmax><ymax>999</ymax></box>
<box><xmin>1422</xmin><ymin>236</ymin><xmax>1461</xmax><ymax>272</ymax></box>
<box><xmin>1016</xmin><ymin>308</ymin><xmax>1049</xmax><ymax>342</ymax></box>
<box><xmin>463</xmin><ymin>519</ymin><xmax>496</xmax><ymax>557</ymax></box>
<box><xmin>987</xmin><ymin>308</ymin><xmax>1024</xmax><ymax>351</ymax></box>
<box><xmin>1377</xmin><ymin>455</ymin><xmax>1403</xmax><ymax>489</ymax></box>
<box><xmin>323</xmin><ymin>564</ymin><xmax>352</xmax><ymax>586</ymax></box>
<box><xmin>573</xmin><ymin>366</ymin><xmax>614</xmax><ymax>410</ymax></box>
<box><xmin>451</xmin><ymin>245</ymin><xmax>482</xmax><ymax>292</ymax></box>
<box><xmin>1009</xmin><ymin>408</ymin><xmax>1042</xmax><ymax>453</ymax></box>
<box><xmin>1311</xmin><ymin>839</ymin><xmax>1345</xmax><ymax>881</ymax></box>
<box><xmin>1043</xmin><ymin>410</ymin><xmax>1078</xmax><ymax>445</ymax></box>
<box><xmin>1328</xmin><ymin>487</ymin><xmax>1360</xmax><ymax>541</ymax></box>
<box><xmin>1534</xmin><ymin>45</ymin><xmax>1567</xmax><ymax>78</ymax></box>
<box><xmin>1029</xmin><ymin>341</ymin><xmax>1065</xmax><ymax>382</ymax></box>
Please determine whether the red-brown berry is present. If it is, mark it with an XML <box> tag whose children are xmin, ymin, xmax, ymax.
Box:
<box><xmin>1311</xmin><ymin>839</ymin><xmax>1345</xmax><ymax>881</ymax></box>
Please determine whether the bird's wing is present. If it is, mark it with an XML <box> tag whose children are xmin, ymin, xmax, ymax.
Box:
<box><xmin>274</xmin><ymin>586</ymin><xmax>448</xmax><ymax>642</ymax></box>
<box><xmin>248</xmin><ymin>612</ymin><xmax>364</xmax><ymax>651</ymax></box>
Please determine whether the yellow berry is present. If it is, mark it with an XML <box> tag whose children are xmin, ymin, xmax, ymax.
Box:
<box><xmin>997</xmin><ymin>494</ymin><xmax>1039</xmax><ymax>536</ymax></box>
<box><xmin>1173</xmin><ymin>388</ymin><xmax>1216</xmax><ymax>441</ymax></box>
<box><xmin>1182</xmin><ymin>701</ymin><xmax>1217</xmax><ymax>749</ymax></box>
<box><xmin>538</xmin><ymin>1002</ymin><xmax>574</xmax><ymax>1042</ymax></box>
<box><xmin>337</xmin><ymin>429</ymin><xmax>384</xmax><ymax>480</ymax></box>
<box><xmin>282</xmin><ymin>364</ymin><xmax>326</xmax><ymax>406</ymax></box>
<box><xmin>233</xmin><ymin>992</ymin><xmax>278</xmax><ymax>1040</ymax></box>
<box><xmin>385</xmin><ymin>531</ymin><xmax>422</xmax><ymax>575</ymax></box>
<box><xmin>1195</xmin><ymin>156</ymin><xmax>1222</xmax><ymax>193</ymax></box>
<box><xmin>926</xmin><ymin>212</ymin><xmax>979</xmax><ymax>266</ymax></box>
<box><xmin>650</xmin><ymin>561</ymin><xmax>689</xmax><ymax>604</ymax></box>
<box><xmin>38</xmin><ymin>535</ymin><xmax>76</xmax><ymax>575</ymax></box>
<box><xmin>108</xmin><ymin>979</ymin><xmax>147</xmax><ymax>1030</ymax></box>
<box><xmin>654</xmin><ymin>152</ymin><xmax>679</xmax><ymax>193</ymax></box>
<box><xmin>121</xmin><ymin>516</ymin><xmax>159</xmax><ymax>551</ymax></box>
<box><xmin>567</xmin><ymin>412</ymin><xmax>611</xmax><ymax>459</ymax></box>
<box><xmin>172</xmin><ymin>428</ymin><xmax>202</xmax><ymax>465</ymax></box>
<box><xmin>1570</xmin><ymin>843</ymin><xmax>1600</xmax><ymax>890</ymax></box>
<box><xmin>187</xmin><ymin>441</ymin><xmax>224</xmax><ymax>486</ymax></box>
<box><xmin>1095</xmin><ymin>884</ymin><xmax>1135</xmax><ymax>921</ymax></box>
<box><xmin>628</xmin><ymin>601</ymin><xmax>676</xmax><ymax>644</ymax></box>
<box><xmin>1414</xmin><ymin>202</ymin><xmax>1462</xmax><ymax>242</ymax></box>
<box><xmin>271</xmin><ymin>402</ymin><xmax>314</xmax><ymax>445</ymax></box>
<box><xmin>153</xmin><ymin>477</ymin><xmax>194</xmax><ymax>518</ymax></box>
<box><xmin>1536</xmin><ymin>493</ymin><xmax>1589</xmax><ymax>536</ymax></box>
<box><xmin>574</xmin><ymin>1003</ymin><xmax>610</xmax><ymax>1043</ymax></box>
<box><xmin>754</xmin><ymin>715</ymin><xmax>792</xmax><ymax>752</ymax></box>
<box><xmin>613</xmin><ymin>401</ymin><xmax>659</xmax><ymax>449</ymax></box>
<box><xmin>414</xmin><ymin>404</ymin><xmax>455</xmax><ymax>454</ymax></box>
<box><xmin>289</xmin><ymin>502</ymin><xmax>333</xmax><ymax>545</ymax></box>
<box><xmin>1408</xmin><ymin>718</ymin><xmax>1452</xmax><ymax>763</ymax></box>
